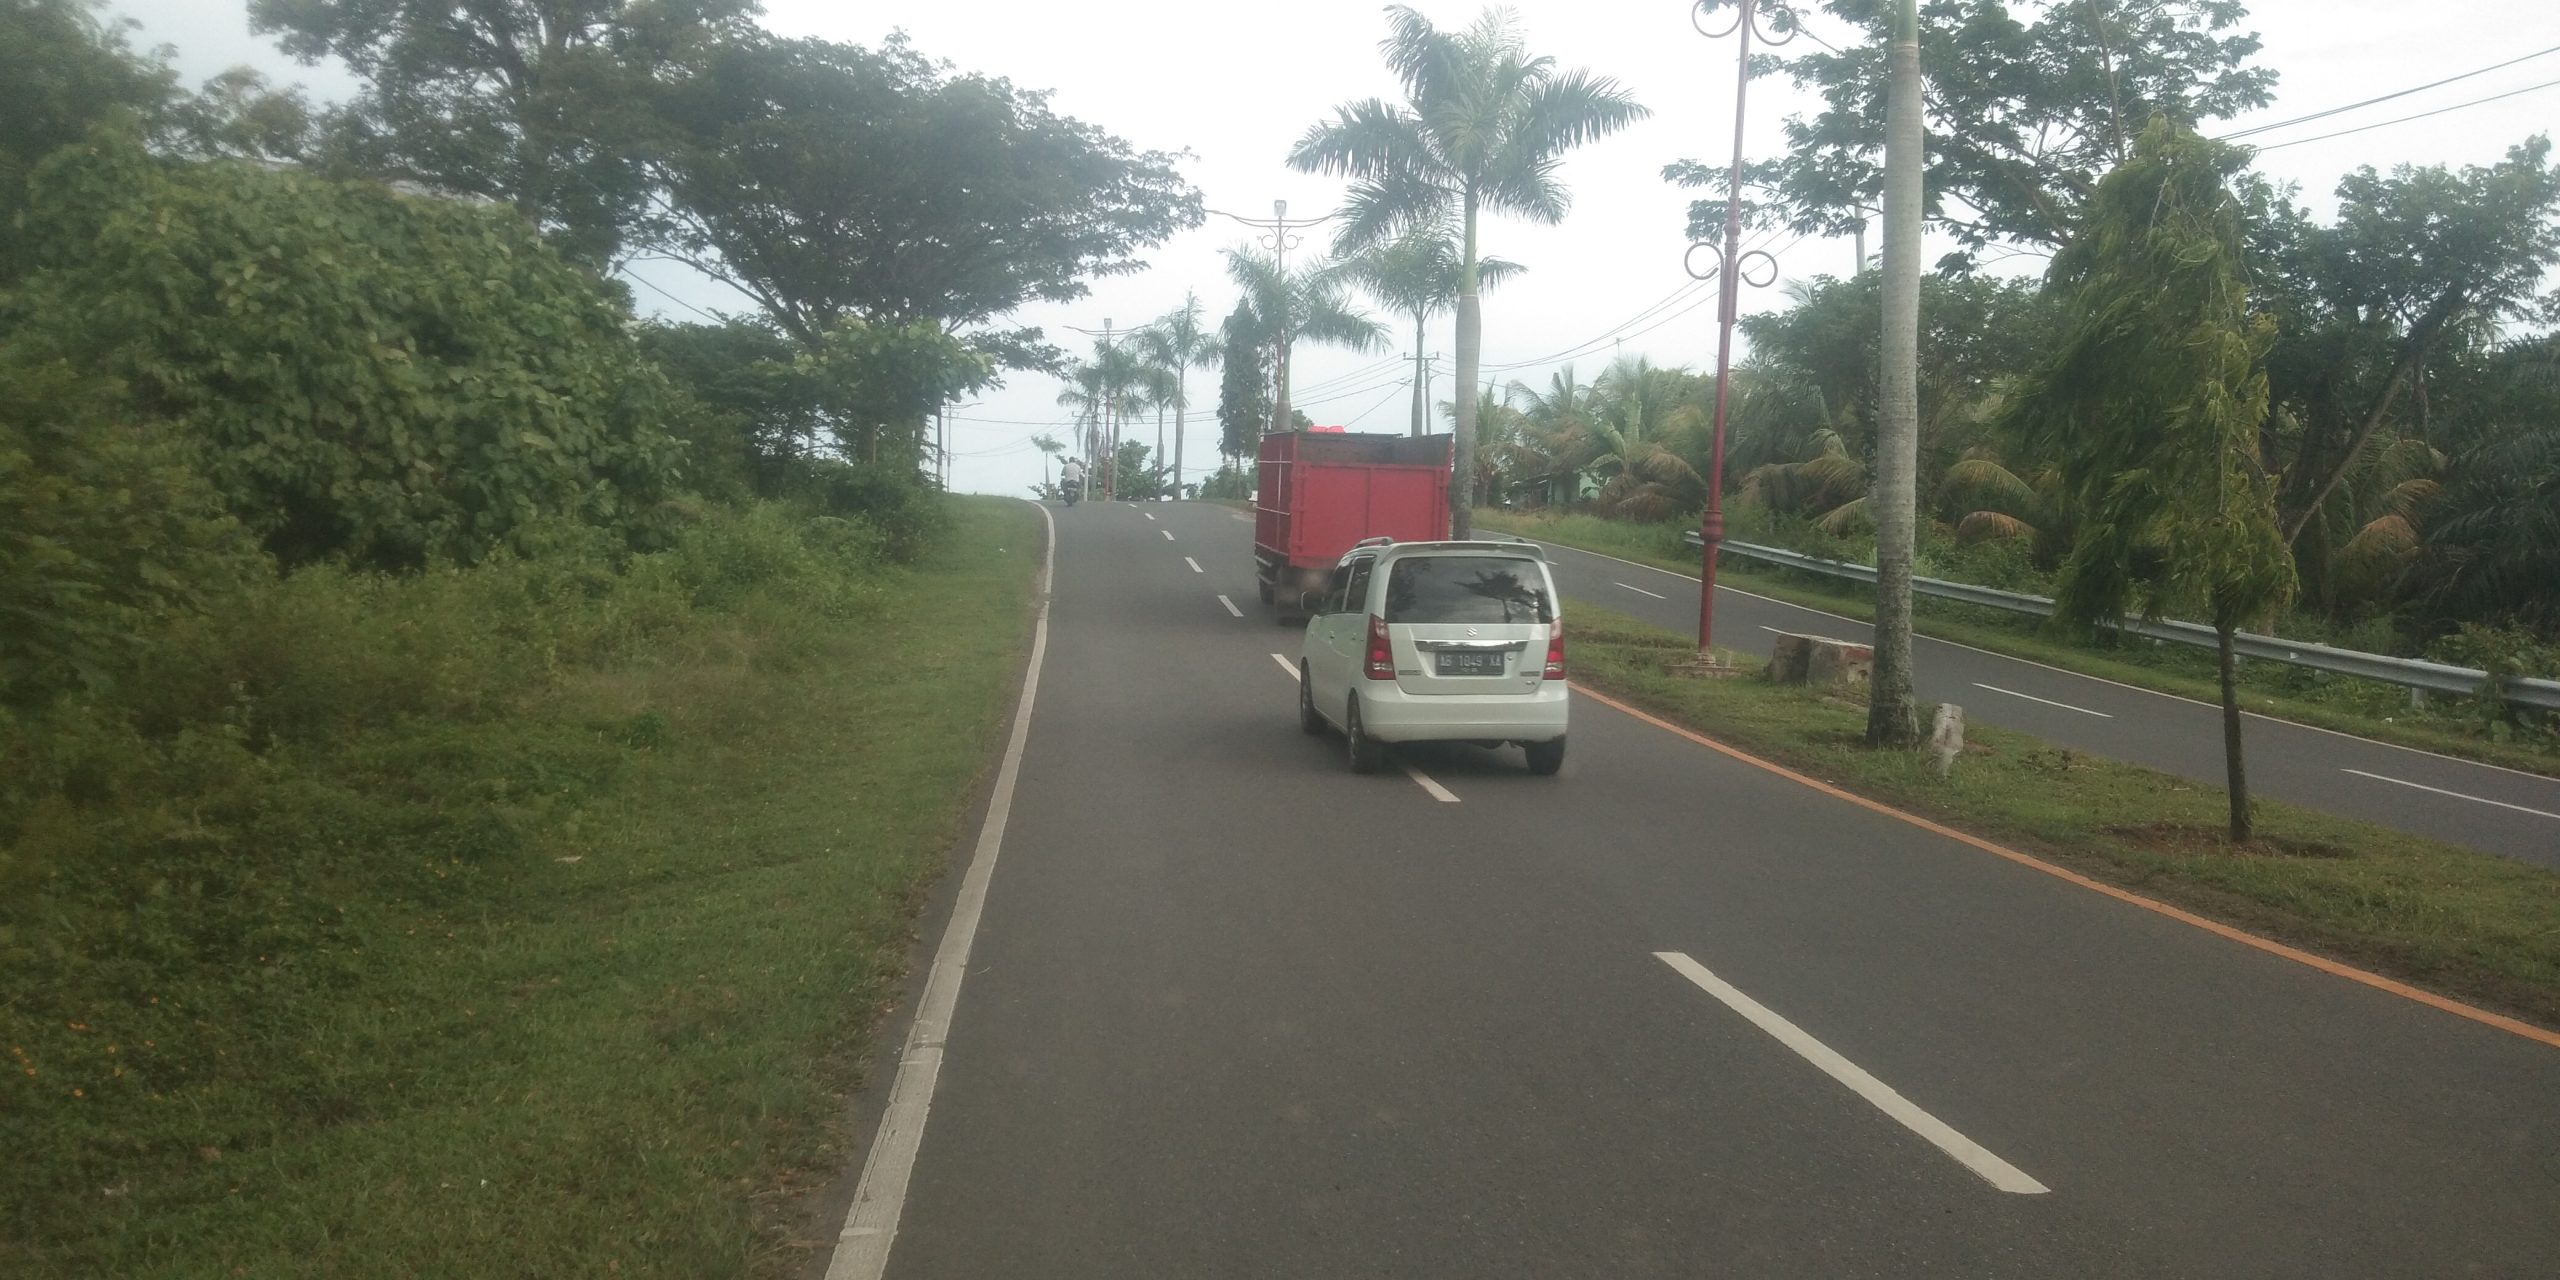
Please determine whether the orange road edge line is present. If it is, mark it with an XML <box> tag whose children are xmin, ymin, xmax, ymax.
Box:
<box><xmin>1570</xmin><ymin>681</ymin><xmax>2560</xmax><ymax>1051</ymax></box>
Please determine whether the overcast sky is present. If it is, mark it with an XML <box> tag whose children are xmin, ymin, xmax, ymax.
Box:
<box><xmin>110</xmin><ymin>1</ymin><xmax>2560</xmax><ymax>496</ymax></box>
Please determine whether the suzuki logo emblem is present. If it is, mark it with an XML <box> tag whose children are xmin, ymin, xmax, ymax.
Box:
<box><xmin>1464</xmin><ymin>627</ymin><xmax>1479</xmax><ymax>637</ymax></box>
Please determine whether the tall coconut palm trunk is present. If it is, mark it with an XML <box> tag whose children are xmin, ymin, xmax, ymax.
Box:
<box><xmin>1452</xmin><ymin>200</ymin><xmax>1481</xmax><ymax>537</ymax></box>
<box><xmin>1867</xmin><ymin>0</ymin><xmax>1924</xmax><ymax>748</ymax></box>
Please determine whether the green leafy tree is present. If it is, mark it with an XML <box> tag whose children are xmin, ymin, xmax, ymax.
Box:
<box><xmin>2403</xmin><ymin>336</ymin><xmax>2560</xmax><ymax>636</ymax></box>
<box><xmin>1738</xmin><ymin>271</ymin><xmax>2047</xmax><ymax>458</ymax></box>
<box><xmin>646</xmin><ymin>32</ymin><xmax>1200</xmax><ymax>360</ymax></box>
<box><xmin>1330</xmin><ymin>227</ymin><xmax>1522</xmax><ymax>436</ymax></box>
<box><xmin>1680</xmin><ymin>0</ymin><xmax>2275</xmax><ymax>267</ymax></box>
<box><xmin>2</xmin><ymin>0</ymin><xmax>312</xmax><ymax>251</ymax></box>
<box><xmin>1288</xmin><ymin>5</ymin><xmax>1646</xmax><ymax>536</ymax></box>
<box><xmin>2000</xmin><ymin>119</ymin><xmax>2292</xmax><ymax>841</ymax></box>
<box><xmin>2245</xmin><ymin>139</ymin><xmax>2560</xmax><ymax>549</ymax></box>
<box><xmin>1224</xmin><ymin>248</ymin><xmax>1388</xmax><ymax>433</ymax></box>
<box><xmin>2</xmin><ymin>0</ymin><xmax>179</xmax><ymax>194</ymax></box>
<box><xmin>637</xmin><ymin>319</ymin><xmax>824</xmax><ymax>495</ymax></box>
<box><xmin>1110</xmin><ymin>438</ymin><xmax>1172</xmax><ymax>502</ymax></box>
<box><xmin>1215</xmin><ymin>299</ymin><xmax>1271</xmax><ymax>467</ymax></box>
<box><xmin>795</xmin><ymin>318</ymin><xmax>992</xmax><ymax>472</ymax></box>
<box><xmin>5</xmin><ymin>138</ymin><xmax>683</xmax><ymax>568</ymax></box>
<box><xmin>251</xmin><ymin>0</ymin><xmax>757</xmax><ymax>266</ymax></box>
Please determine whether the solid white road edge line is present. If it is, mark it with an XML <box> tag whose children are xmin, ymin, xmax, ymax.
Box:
<box><xmin>1615</xmin><ymin>581</ymin><xmax>1667</xmax><ymax>600</ymax></box>
<box><xmin>1218</xmin><ymin>595</ymin><xmax>1245</xmax><ymax>618</ymax></box>
<box><xmin>1271</xmin><ymin>653</ymin><xmax>1300</xmax><ymax>678</ymax></box>
<box><xmin>822</xmin><ymin>501</ymin><xmax>1056</xmax><ymax>1280</ymax></box>
<box><xmin>1653</xmin><ymin>952</ymin><xmax>2050</xmax><ymax>1196</ymax></box>
<box><xmin>1527</xmin><ymin>537</ymin><xmax>2560</xmax><ymax>784</ymax></box>
<box><xmin>2340</xmin><ymin>769</ymin><xmax>2560</xmax><ymax>821</ymax></box>
<box><xmin>1184</xmin><ymin>556</ymin><xmax>1204</xmax><ymax>574</ymax></box>
<box><xmin>1403</xmin><ymin>765</ymin><xmax>1460</xmax><ymax>803</ymax></box>
<box><xmin>1971</xmin><ymin>683</ymin><xmax>2114</xmax><ymax>719</ymax></box>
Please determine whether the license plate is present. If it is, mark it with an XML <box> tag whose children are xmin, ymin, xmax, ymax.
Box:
<box><xmin>1434</xmin><ymin>650</ymin><xmax>1507</xmax><ymax>676</ymax></box>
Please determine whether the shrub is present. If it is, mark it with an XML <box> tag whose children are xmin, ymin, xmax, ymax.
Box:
<box><xmin>0</xmin><ymin>358</ymin><xmax>255</xmax><ymax>712</ymax></box>
<box><xmin>3</xmin><ymin>137</ymin><xmax>683</xmax><ymax>569</ymax></box>
<box><xmin>789</xmin><ymin>460</ymin><xmax>947</xmax><ymax>563</ymax></box>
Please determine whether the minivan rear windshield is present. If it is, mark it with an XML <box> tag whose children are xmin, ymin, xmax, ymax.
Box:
<box><xmin>1382</xmin><ymin>556</ymin><xmax>1552</xmax><ymax>624</ymax></box>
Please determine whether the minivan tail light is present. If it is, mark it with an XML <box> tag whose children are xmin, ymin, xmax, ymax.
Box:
<box><xmin>1542</xmin><ymin>618</ymin><xmax>1566</xmax><ymax>680</ymax></box>
<box><xmin>1364</xmin><ymin>614</ymin><xmax>1395</xmax><ymax>680</ymax></box>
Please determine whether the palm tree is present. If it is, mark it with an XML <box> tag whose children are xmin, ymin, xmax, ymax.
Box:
<box><xmin>1505</xmin><ymin>366</ymin><xmax>1602</xmax><ymax>506</ymax></box>
<box><xmin>1288</xmin><ymin>5</ymin><xmax>1647</xmax><ymax>537</ymax></box>
<box><xmin>1225</xmin><ymin>248</ymin><xmax>1387</xmax><ymax>432</ymax></box>
<box><xmin>1587</xmin><ymin>358</ymin><xmax>1707</xmax><ymax>522</ymax></box>
<box><xmin>1054</xmin><ymin>362</ymin><xmax>1107</xmax><ymax>470</ymax></box>
<box><xmin>1138</xmin><ymin>293</ymin><xmax>1222</xmax><ymax>494</ymax></box>
<box><xmin>1137</xmin><ymin>360</ymin><xmax>1178</xmax><ymax>495</ymax></box>
<box><xmin>1871</xmin><ymin>0</ymin><xmax>1926</xmax><ymax>747</ymax></box>
<box><xmin>1091</xmin><ymin>336</ymin><xmax>1151</xmax><ymax>500</ymax></box>
<box><xmin>1330</xmin><ymin>227</ymin><xmax>1523</xmax><ymax>436</ymax></box>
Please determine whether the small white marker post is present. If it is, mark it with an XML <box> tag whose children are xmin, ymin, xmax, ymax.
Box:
<box><xmin>1931</xmin><ymin>703</ymin><xmax>1964</xmax><ymax>777</ymax></box>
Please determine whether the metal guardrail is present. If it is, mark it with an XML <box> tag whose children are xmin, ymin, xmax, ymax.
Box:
<box><xmin>1670</xmin><ymin>529</ymin><xmax>2560</xmax><ymax>711</ymax></box>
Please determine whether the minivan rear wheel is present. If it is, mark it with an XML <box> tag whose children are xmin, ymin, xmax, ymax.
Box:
<box><xmin>1525</xmin><ymin>737</ymin><xmax>1566</xmax><ymax>776</ymax></box>
<box><xmin>1345</xmin><ymin>696</ymin><xmax>1385</xmax><ymax>774</ymax></box>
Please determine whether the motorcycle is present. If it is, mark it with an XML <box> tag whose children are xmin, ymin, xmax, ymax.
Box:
<box><xmin>1060</xmin><ymin>475</ymin><xmax>1082</xmax><ymax>507</ymax></box>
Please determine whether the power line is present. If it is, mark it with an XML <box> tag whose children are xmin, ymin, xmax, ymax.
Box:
<box><xmin>2219</xmin><ymin>43</ymin><xmax>2560</xmax><ymax>141</ymax></box>
<box><xmin>1474</xmin><ymin>222</ymin><xmax>1792</xmax><ymax>375</ymax></box>
<box><xmin>946</xmin><ymin>412</ymin><xmax>1080</xmax><ymax>427</ymax></box>
<box><xmin>1478</xmin><ymin>279</ymin><xmax>1710</xmax><ymax>373</ymax></box>
<box><xmin>1294</xmin><ymin>367</ymin><xmax>1421</xmax><ymax>409</ymax></box>
<box><xmin>618</xmin><ymin>269</ymin><xmax>729</xmax><ymax>324</ymax></box>
<box><xmin>1334</xmin><ymin>378</ymin><xmax>1416</xmax><ymax>430</ymax></box>
<box><xmin>1288</xmin><ymin>353</ymin><xmax>1410</xmax><ymax>397</ymax></box>
<box><xmin>2247</xmin><ymin>76</ymin><xmax>2560</xmax><ymax>152</ymax></box>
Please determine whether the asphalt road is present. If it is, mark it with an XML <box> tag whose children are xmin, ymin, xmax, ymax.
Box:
<box><xmin>1505</xmin><ymin>535</ymin><xmax>2560</xmax><ymax>870</ymax></box>
<box><xmin>856</xmin><ymin>501</ymin><xmax>2560</xmax><ymax>1279</ymax></box>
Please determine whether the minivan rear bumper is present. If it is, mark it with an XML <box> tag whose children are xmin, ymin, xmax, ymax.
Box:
<box><xmin>1357</xmin><ymin>682</ymin><xmax>1568</xmax><ymax>743</ymax></box>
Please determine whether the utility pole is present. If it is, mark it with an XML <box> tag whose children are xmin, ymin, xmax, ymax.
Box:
<box><xmin>1687</xmin><ymin>0</ymin><xmax>1795</xmax><ymax>654</ymax></box>
<box><xmin>1101</xmin><ymin>316</ymin><xmax>1116</xmax><ymax>502</ymax></box>
<box><xmin>1408</xmin><ymin>351</ymin><xmax>1442</xmax><ymax>437</ymax></box>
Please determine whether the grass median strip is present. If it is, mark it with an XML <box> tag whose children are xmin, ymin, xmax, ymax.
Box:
<box><xmin>4</xmin><ymin>496</ymin><xmax>1043</xmax><ymax>1278</ymax></box>
<box><xmin>1478</xmin><ymin>509</ymin><xmax>2560</xmax><ymax>779</ymax></box>
<box><xmin>1564</xmin><ymin>602</ymin><xmax>2560</xmax><ymax>1036</ymax></box>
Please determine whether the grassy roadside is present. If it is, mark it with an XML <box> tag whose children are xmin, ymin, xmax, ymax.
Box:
<box><xmin>1478</xmin><ymin>509</ymin><xmax>2560</xmax><ymax>778</ymax></box>
<box><xmin>3</xmin><ymin>496</ymin><xmax>1043</xmax><ymax>1278</ymax></box>
<box><xmin>1565</xmin><ymin>601</ymin><xmax>2560</xmax><ymax>1032</ymax></box>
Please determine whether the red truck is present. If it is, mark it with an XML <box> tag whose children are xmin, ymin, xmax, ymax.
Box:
<box><xmin>1253</xmin><ymin>430</ymin><xmax>1451</xmax><ymax>623</ymax></box>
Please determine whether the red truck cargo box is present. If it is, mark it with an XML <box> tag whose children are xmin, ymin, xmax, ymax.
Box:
<box><xmin>1253</xmin><ymin>432</ymin><xmax>1451</xmax><ymax>614</ymax></box>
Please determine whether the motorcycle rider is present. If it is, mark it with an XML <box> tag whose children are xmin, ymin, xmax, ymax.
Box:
<box><xmin>1058</xmin><ymin>456</ymin><xmax>1086</xmax><ymax>505</ymax></box>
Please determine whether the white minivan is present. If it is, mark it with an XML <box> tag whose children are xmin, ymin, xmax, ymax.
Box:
<box><xmin>1297</xmin><ymin>539</ymin><xmax>1569</xmax><ymax>775</ymax></box>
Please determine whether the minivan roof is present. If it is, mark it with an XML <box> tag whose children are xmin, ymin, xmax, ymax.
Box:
<box><xmin>1341</xmin><ymin>539</ymin><xmax>1549</xmax><ymax>564</ymax></box>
